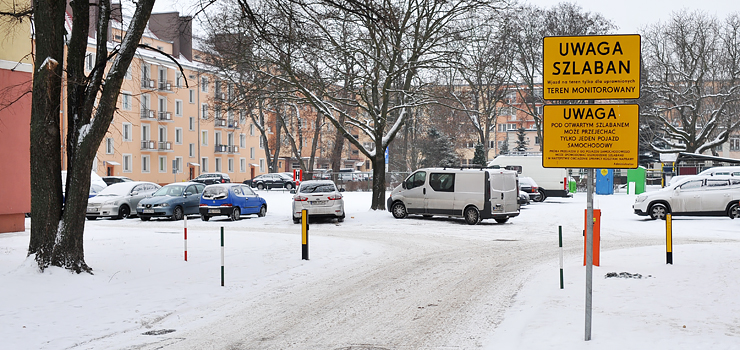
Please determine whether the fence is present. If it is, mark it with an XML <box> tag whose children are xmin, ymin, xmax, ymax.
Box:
<box><xmin>297</xmin><ymin>171</ymin><xmax>411</xmax><ymax>192</ymax></box>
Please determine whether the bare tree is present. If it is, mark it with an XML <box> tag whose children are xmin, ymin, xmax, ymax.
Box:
<box><xmin>641</xmin><ymin>10</ymin><xmax>740</xmax><ymax>154</ymax></box>
<box><xmin>23</xmin><ymin>0</ymin><xmax>157</xmax><ymax>273</ymax></box>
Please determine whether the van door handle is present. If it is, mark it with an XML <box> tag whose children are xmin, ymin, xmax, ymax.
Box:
<box><xmin>501</xmin><ymin>193</ymin><xmax>504</xmax><ymax>199</ymax></box>
<box><xmin>423</xmin><ymin>188</ymin><xmax>426</xmax><ymax>195</ymax></box>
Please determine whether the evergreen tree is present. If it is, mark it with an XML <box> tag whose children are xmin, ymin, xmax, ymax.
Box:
<box><xmin>499</xmin><ymin>137</ymin><xmax>510</xmax><ymax>155</ymax></box>
<box><xmin>515</xmin><ymin>125</ymin><xmax>529</xmax><ymax>152</ymax></box>
<box><xmin>473</xmin><ymin>143</ymin><xmax>487</xmax><ymax>167</ymax></box>
<box><xmin>421</xmin><ymin>128</ymin><xmax>459</xmax><ymax>168</ymax></box>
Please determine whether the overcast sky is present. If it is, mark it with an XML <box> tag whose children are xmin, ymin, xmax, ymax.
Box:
<box><xmin>524</xmin><ymin>0</ymin><xmax>740</xmax><ymax>34</ymax></box>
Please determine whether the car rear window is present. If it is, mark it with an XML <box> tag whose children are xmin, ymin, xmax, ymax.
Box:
<box><xmin>300</xmin><ymin>183</ymin><xmax>336</xmax><ymax>193</ymax></box>
<box><xmin>202</xmin><ymin>187</ymin><xmax>229</xmax><ymax>199</ymax></box>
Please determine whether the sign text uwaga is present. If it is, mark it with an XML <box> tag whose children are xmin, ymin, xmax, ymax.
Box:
<box><xmin>543</xmin><ymin>105</ymin><xmax>639</xmax><ymax>169</ymax></box>
<box><xmin>543</xmin><ymin>35</ymin><xmax>640</xmax><ymax>100</ymax></box>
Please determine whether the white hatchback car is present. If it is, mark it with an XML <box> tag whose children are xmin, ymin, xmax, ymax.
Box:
<box><xmin>633</xmin><ymin>175</ymin><xmax>740</xmax><ymax>220</ymax></box>
<box><xmin>292</xmin><ymin>180</ymin><xmax>345</xmax><ymax>223</ymax></box>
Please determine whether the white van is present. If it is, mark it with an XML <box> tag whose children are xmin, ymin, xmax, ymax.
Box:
<box><xmin>698</xmin><ymin>166</ymin><xmax>740</xmax><ymax>176</ymax></box>
<box><xmin>487</xmin><ymin>155</ymin><xmax>570</xmax><ymax>202</ymax></box>
<box><xmin>387</xmin><ymin>168</ymin><xmax>520</xmax><ymax>225</ymax></box>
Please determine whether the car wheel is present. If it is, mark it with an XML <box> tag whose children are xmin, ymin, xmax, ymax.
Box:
<box><xmin>337</xmin><ymin>215</ymin><xmax>345</xmax><ymax>223</ymax></box>
<box><xmin>464</xmin><ymin>206</ymin><xmax>481</xmax><ymax>225</ymax></box>
<box><xmin>729</xmin><ymin>203</ymin><xmax>740</xmax><ymax>219</ymax></box>
<box><xmin>495</xmin><ymin>217</ymin><xmax>509</xmax><ymax>223</ymax></box>
<box><xmin>293</xmin><ymin>217</ymin><xmax>301</xmax><ymax>224</ymax></box>
<box><xmin>649</xmin><ymin>203</ymin><xmax>669</xmax><ymax>220</ymax></box>
<box><xmin>201</xmin><ymin>214</ymin><xmax>210</xmax><ymax>221</ymax></box>
<box><xmin>117</xmin><ymin>205</ymin><xmax>130</xmax><ymax>220</ymax></box>
<box><xmin>230</xmin><ymin>207</ymin><xmax>241</xmax><ymax>221</ymax></box>
<box><xmin>391</xmin><ymin>202</ymin><xmax>407</xmax><ymax>219</ymax></box>
<box><xmin>533</xmin><ymin>189</ymin><xmax>546</xmax><ymax>202</ymax></box>
<box><xmin>86</xmin><ymin>216</ymin><xmax>97</xmax><ymax>220</ymax></box>
<box><xmin>258</xmin><ymin>205</ymin><xmax>267</xmax><ymax>217</ymax></box>
<box><xmin>285</xmin><ymin>183</ymin><xmax>293</xmax><ymax>190</ymax></box>
<box><xmin>257</xmin><ymin>183</ymin><xmax>264</xmax><ymax>190</ymax></box>
<box><xmin>140</xmin><ymin>217</ymin><xmax>151</xmax><ymax>221</ymax></box>
<box><xmin>172</xmin><ymin>206</ymin><xmax>184</xmax><ymax>221</ymax></box>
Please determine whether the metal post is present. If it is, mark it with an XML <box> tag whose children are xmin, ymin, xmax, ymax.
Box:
<box><xmin>302</xmin><ymin>209</ymin><xmax>309</xmax><ymax>260</ymax></box>
<box><xmin>585</xmin><ymin>168</ymin><xmax>594</xmax><ymax>341</ymax></box>
<box><xmin>666</xmin><ymin>214</ymin><xmax>673</xmax><ymax>264</ymax></box>
<box><xmin>184</xmin><ymin>214</ymin><xmax>188</xmax><ymax>261</ymax></box>
<box><xmin>559</xmin><ymin>226</ymin><xmax>564</xmax><ymax>289</ymax></box>
<box><xmin>220</xmin><ymin>227</ymin><xmax>224</xmax><ymax>286</ymax></box>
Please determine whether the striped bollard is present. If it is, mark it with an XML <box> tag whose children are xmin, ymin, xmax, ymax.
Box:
<box><xmin>559</xmin><ymin>226</ymin><xmax>564</xmax><ymax>289</ymax></box>
<box><xmin>221</xmin><ymin>227</ymin><xmax>225</xmax><ymax>286</ymax></box>
<box><xmin>302</xmin><ymin>209</ymin><xmax>309</xmax><ymax>260</ymax></box>
<box><xmin>666</xmin><ymin>214</ymin><xmax>673</xmax><ymax>264</ymax></box>
<box><xmin>184</xmin><ymin>215</ymin><xmax>188</xmax><ymax>261</ymax></box>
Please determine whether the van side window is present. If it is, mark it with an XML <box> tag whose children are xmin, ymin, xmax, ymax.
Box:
<box><xmin>706</xmin><ymin>179</ymin><xmax>729</xmax><ymax>187</ymax></box>
<box><xmin>406</xmin><ymin>171</ymin><xmax>426</xmax><ymax>189</ymax></box>
<box><xmin>680</xmin><ymin>180</ymin><xmax>703</xmax><ymax>190</ymax></box>
<box><xmin>504</xmin><ymin>165</ymin><xmax>522</xmax><ymax>174</ymax></box>
<box><xmin>429</xmin><ymin>173</ymin><xmax>455</xmax><ymax>192</ymax></box>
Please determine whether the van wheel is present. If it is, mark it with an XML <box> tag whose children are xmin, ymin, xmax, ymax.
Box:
<box><xmin>729</xmin><ymin>203</ymin><xmax>740</xmax><ymax>219</ymax></box>
<box><xmin>533</xmin><ymin>189</ymin><xmax>546</xmax><ymax>202</ymax></box>
<box><xmin>293</xmin><ymin>217</ymin><xmax>301</xmax><ymax>224</ymax></box>
<box><xmin>464</xmin><ymin>206</ymin><xmax>480</xmax><ymax>225</ymax></box>
<box><xmin>649</xmin><ymin>203</ymin><xmax>669</xmax><ymax>220</ymax></box>
<box><xmin>391</xmin><ymin>202</ymin><xmax>407</xmax><ymax>219</ymax></box>
<box><xmin>495</xmin><ymin>217</ymin><xmax>508</xmax><ymax>224</ymax></box>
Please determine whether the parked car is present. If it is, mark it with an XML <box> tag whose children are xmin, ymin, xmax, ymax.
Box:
<box><xmin>292</xmin><ymin>180</ymin><xmax>345</xmax><ymax>224</ymax></box>
<box><xmin>137</xmin><ymin>182</ymin><xmax>206</xmax><ymax>221</ymax></box>
<box><xmin>199</xmin><ymin>184</ymin><xmax>267</xmax><ymax>221</ymax></box>
<box><xmin>337</xmin><ymin>168</ymin><xmax>361</xmax><ymax>182</ymax></box>
<box><xmin>62</xmin><ymin>170</ymin><xmax>108</xmax><ymax>199</ymax></box>
<box><xmin>192</xmin><ymin>172</ymin><xmax>231</xmax><ymax>185</ymax></box>
<box><xmin>387</xmin><ymin>168</ymin><xmax>520</xmax><ymax>225</ymax></box>
<box><xmin>248</xmin><ymin>173</ymin><xmax>296</xmax><ymax>190</ymax></box>
<box><xmin>518</xmin><ymin>176</ymin><xmax>542</xmax><ymax>202</ymax></box>
<box><xmin>518</xmin><ymin>189</ymin><xmax>530</xmax><ymax>206</ymax></box>
<box><xmin>86</xmin><ymin>181</ymin><xmax>161</xmax><ymax>220</ymax></box>
<box><xmin>632</xmin><ymin>175</ymin><xmax>740</xmax><ymax>220</ymax></box>
<box><xmin>488</xmin><ymin>155</ymin><xmax>571</xmax><ymax>201</ymax></box>
<box><xmin>698</xmin><ymin>166</ymin><xmax>740</xmax><ymax>176</ymax></box>
<box><xmin>102</xmin><ymin>176</ymin><xmax>133</xmax><ymax>186</ymax></box>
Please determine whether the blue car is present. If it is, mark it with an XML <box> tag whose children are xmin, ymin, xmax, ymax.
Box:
<box><xmin>199</xmin><ymin>184</ymin><xmax>267</xmax><ymax>221</ymax></box>
<box><xmin>137</xmin><ymin>182</ymin><xmax>206</xmax><ymax>221</ymax></box>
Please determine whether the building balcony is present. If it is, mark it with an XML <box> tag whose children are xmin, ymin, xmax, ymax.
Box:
<box><xmin>157</xmin><ymin>111</ymin><xmax>172</xmax><ymax>121</ymax></box>
<box><xmin>158</xmin><ymin>80</ymin><xmax>173</xmax><ymax>91</ymax></box>
<box><xmin>141</xmin><ymin>140</ymin><xmax>157</xmax><ymax>150</ymax></box>
<box><xmin>227</xmin><ymin>119</ymin><xmax>239</xmax><ymax>129</ymax></box>
<box><xmin>141</xmin><ymin>79</ymin><xmax>156</xmax><ymax>89</ymax></box>
<box><xmin>158</xmin><ymin>141</ymin><xmax>172</xmax><ymax>151</ymax></box>
<box><xmin>140</xmin><ymin>109</ymin><xmax>156</xmax><ymax>120</ymax></box>
<box><xmin>214</xmin><ymin>118</ymin><xmax>227</xmax><ymax>127</ymax></box>
<box><xmin>214</xmin><ymin>144</ymin><xmax>239</xmax><ymax>154</ymax></box>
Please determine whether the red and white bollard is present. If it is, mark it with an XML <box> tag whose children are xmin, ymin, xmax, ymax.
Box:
<box><xmin>184</xmin><ymin>214</ymin><xmax>188</xmax><ymax>261</ymax></box>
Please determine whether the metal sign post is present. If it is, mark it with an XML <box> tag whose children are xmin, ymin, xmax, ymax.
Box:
<box><xmin>585</xmin><ymin>168</ymin><xmax>594</xmax><ymax>340</ymax></box>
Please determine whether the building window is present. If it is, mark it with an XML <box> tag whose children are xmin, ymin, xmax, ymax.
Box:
<box><xmin>250</xmin><ymin>147</ymin><xmax>255</xmax><ymax>159</ymax></box>
<box><xmin>201</xmin><ymin>130</ymin><xmax>208</xmax><ymax>145</ymax></box>
<box><xmin>215</xmin><ymin>131</ymin><xmax>222</xmax><ymax>146</ymax></box>
<box><xmin>240</xmin><ymin>158</ymin><xmax>246</xmax><ymax>172</ymax></box>
<box><xmin>215</xmin><ymin>157</ymin><xmax>222</xmax><ymax>172</ymax></box>
<box><xmin>201</xmin><ymin>157</ymin><xmax>209</xmax><ymax>172</ymax></box>
<box><xmin>85</xmin><ymin>53</ymin><xmax>94</xmax><ymax>71</ymax></box>
<box><xmin>489</xmin><ymin>140</ymin><xmax>495</xmax><ymax>148</ymax></box>
<box><xmin>259</xmin><ymin>136</ymin><xmax>265</xmax><ymax>149</ymax></box>
<box><xmin>121</xmin><ymin>92</ymin><xmax>132</xmax><ymax>110</ymax></box>
<box><xmin>259</xmin><ymin>158</ymin><xmax>265</xmax><ymax>173</ymax></box>
<box><xmin>122</xmin><ymin>154</ymin><xmax>132</xmax><ymax>172</ymax></box>
<box><xmin>249</xmin><ymin>124</ymin><xmax>255</xmax><ymax>136</ymax></box>
<box><xmin>175</xmin><ymin>157</ymin><xmax>183</xmax><ymax>173</ymax></box>
<box><xmin>141</xmin><ymin>64</ymin><xmax>150</xmax><ymax>84</ymax></box>
<box><xmin>159</xmin><ymin>156</ymin><xmax>167</xmax><ymax>173</ymax></box>
<box><xmin>175</xmin><ymin>100</ymin><xmax>183</xmax><ymax>116</ymax></box>
<box><xmin>200</xmin><ymin>76</ymin><xmax>209</xmax><ymax>92</ymax></box>
<box><xmin>142</xmin><ymin>124</ymin><xmax>151</xmax><ymax>141</ymax></box>
<box><xmin>189</xmin><ymin>143</ymin><xmax>195</xmax><ymax>157</ymax></box>
<box><xmin>189</xmin><ymin>116</ymin><xmax>195</xmax><ymax>131</ymax></box>
<box><xmin>123</xmin><ymin>123</ymin><xmax>132</xmax><ymax>142</ymax></box>
<box><xmin>731</xmin><ymin>138</ymin><xmax>740</xmax><ymax>151</ymax></box>
<box><xmin>142</xmin><ymin>155</ymin><xmax>150</xmax><ymax>173</ymax></box>
<box><xmin>201</xmin><ymin>103</ymin><xmax>208</xmax><ymax>119</ymax></box>
<box><xmin>189</xmin><ymin>89</ymin><xmax>195</xmax><ymax>103</ymax></box>
<box><xmin>175</xmin><ymin>128</ymin><xmax>183</xmax><ymax>144</ymax></box>
<box><xmin>240</xmin><ymin>134</ymin><xmax>246</xmax><ymax>148</ymax></box>
<box><xmin>105</xmin><ymin>138</ymin><xmax>114</xmax><ymax>154</ymax></box>
<box><xmin>228</xmin><ymin>158</ymin><xmax>234</xmax><ymax>173</ymax></box>
<box><xmin>176</xmin><ymin>73</ymin><xmax>183</xmax><ymax>88</ymax></box>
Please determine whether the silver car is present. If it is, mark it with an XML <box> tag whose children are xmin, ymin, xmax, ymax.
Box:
<box><xmin>633</xmin><ymin>175</ymin><xmax>740</xmax><ymax>220</ymax></box>
<box><xmin>86</xmin><ymin>181</ymin><xmax>161</xmax><ymax>220</ymax></box>
<box><xmin>292</xmin><ymin>180</ymin><xmax>345</xmax><ymax>224</ymax></box>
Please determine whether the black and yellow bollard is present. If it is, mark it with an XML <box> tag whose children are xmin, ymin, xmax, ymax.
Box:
<box><xmin>666</xmin><ymin>213</ymin><xmax>673</xmax><ymax>264</ymax></box>
<box><xmin>302</xmin><ymin>209</ymin><xmax>309</xmax><ymax>260</ymax></box>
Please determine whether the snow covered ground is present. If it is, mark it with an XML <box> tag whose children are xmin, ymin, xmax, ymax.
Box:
<box><xmin>1</xmin><ymin>187</ymin><xmax>739</xmax><ymax>349</ymax></box>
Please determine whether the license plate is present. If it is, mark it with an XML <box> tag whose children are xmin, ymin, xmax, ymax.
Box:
<box><xmin>143</xmin><ymin>209</ymin><xmax>155</xmax><ymax>214</ymax></box>
<box><xmin>87</xmin><ymin>208</ymin><xmax>99</xmax><ymax>212</ymax></box>
<box><xmin>208</xmin><ymin>209</ymin><xmax>220</xmax><ymax>214</ymax></box>
<box><xmin>310</xmin><ymin>200</ymin><xmax>327</xmax><ymax>205</ymax></box>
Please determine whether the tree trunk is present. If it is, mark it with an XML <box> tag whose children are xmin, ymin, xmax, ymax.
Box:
<box><xmin>28</xmin><ymin>0</ymin><xmax>66</xmax><ymax>269</ymax></box>
<box><xmin>330</xmin><ymin>114</ymin><xmax>345</xmax><ymax>172</ymax></box>
<box><xmin>370</xmin><ymin>146</ymin><xmax>386</xmax><ymax>210</ymax></box>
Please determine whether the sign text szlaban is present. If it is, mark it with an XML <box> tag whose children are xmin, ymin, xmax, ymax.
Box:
<box><xmin>543</xmin><ymin>35</ymin><xmax>640</xmax><ymax>100</ymax></box>
<box><xmin>543</xmin><ymin>104</ymin><xmax>639</xmax><ymax>169</ymax></box>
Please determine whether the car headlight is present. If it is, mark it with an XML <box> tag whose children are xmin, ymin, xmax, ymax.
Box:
<box><xmin>635</xmin><ymin>195</ymin><xmax>647</xmax><ymax>203</ymax></box>
<box><xmin>159</xmin><ymin>203</ymin><xmax>169</xmax><ymax>207</ymax></box>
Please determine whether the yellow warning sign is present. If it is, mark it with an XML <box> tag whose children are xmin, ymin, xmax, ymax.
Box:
<box><xmin>543</xmin><ymin>35</ymin><xmax>640</xmax><ymax>100</ymax></box>
<box><xmin>543</xmin><ymin>104</ymin><xmax>639</xmax><ymax>169</ymax></box>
